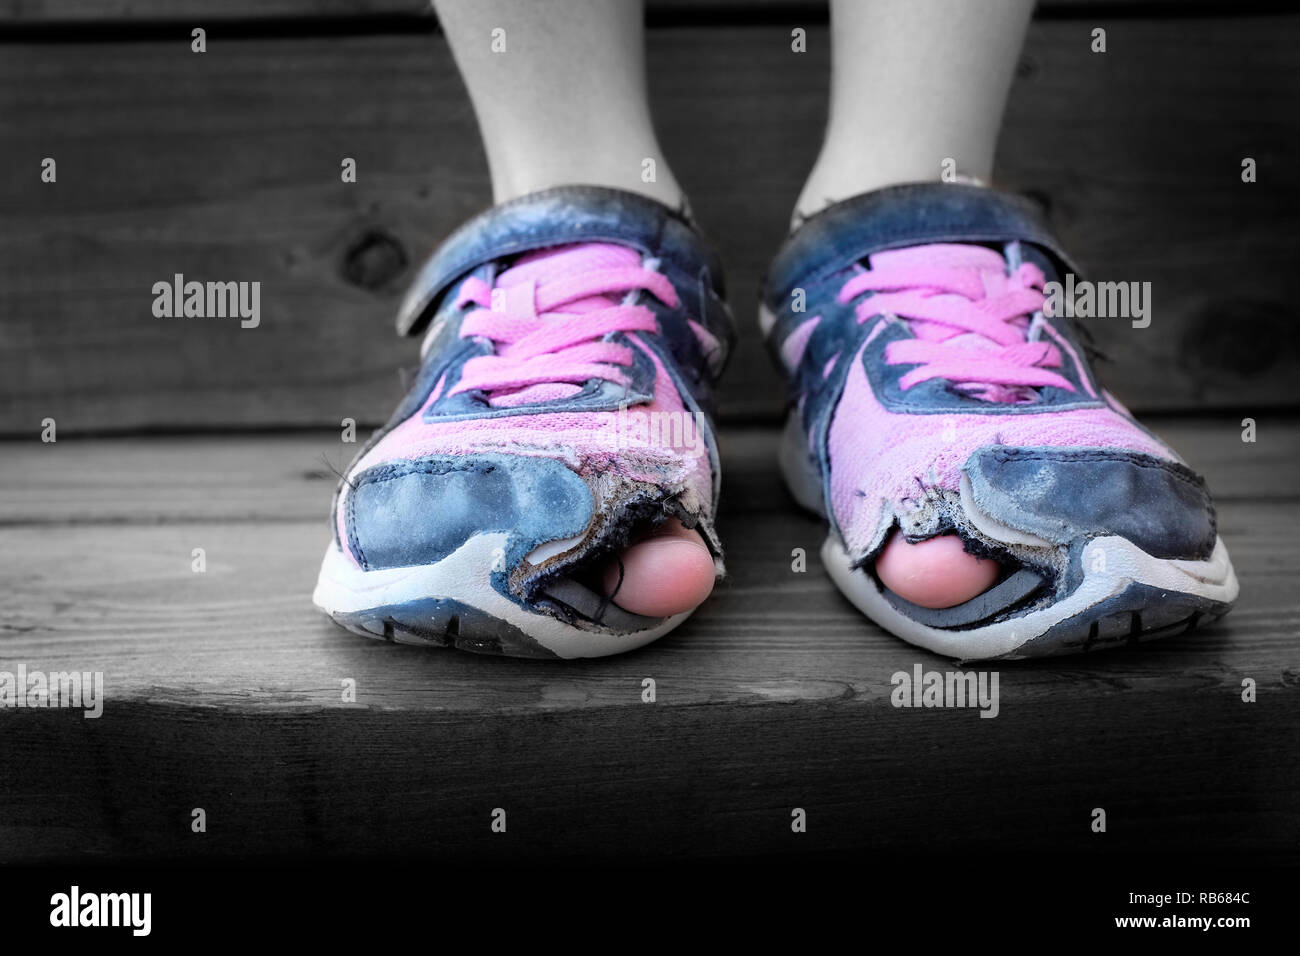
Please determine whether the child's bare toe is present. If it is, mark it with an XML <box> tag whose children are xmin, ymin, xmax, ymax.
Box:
<box><xmin>602</xmin><ymin>518</ymin><xmax>716</xmax><ymax>618</ymax></box>
<box><xmin>875</xmin><ymin>531</ymin><xmax>1000</xmax><ymax>609</ymax></box>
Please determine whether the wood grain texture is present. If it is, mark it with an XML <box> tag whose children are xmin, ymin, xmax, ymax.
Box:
<box><xmin>4</xmin><ymin>416</ymin><xmax>1296</xmax><ymax>526</ymax></box>
<box><xmin>1</xmin><ymin>500</ymin><xmax>1297</xmax><ymax>711</ymax></box>
<box><xmin>1</xmin><ymin>22</ymin><xmax>1298</xmax><ymax>424</ymax></box>
<box><xmin>4</xmin><ymin>693</ymin><xmax>1294</xmax><ymax>864</ymax></box>
<box><xmin>1</xmin><ymin>425</ymin><xmax>1297</xmax><ymax>862</ymax></box>
<box><xmin>0</xmin><ymin>0</ymin><xmax>1218</xmax><ymax>26</ymax></box>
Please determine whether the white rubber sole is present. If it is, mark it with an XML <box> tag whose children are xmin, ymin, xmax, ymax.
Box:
<box><xmin>774</xmin><ymin>399</ymin><xmax>1240</xmax><ymax>660</ymax></box>
<box><xmin>313</xmin><ymin>532</ymin><xmax>691</xmax><ymax>660</ymax></box>
<box><xmin>822</xmin><ymin>533</ymin><xmax>1239</xmax><ymax>660</ymax></box>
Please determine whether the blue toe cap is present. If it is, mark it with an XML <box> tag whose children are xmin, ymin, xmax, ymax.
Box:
<box><xmin>964</xmin><ymin>446</ymin><xmax>1217</xmax><ymax>560</ymax></box>
<box><xmin>344</xmin><ymin>454</ymin><xmax>594</xmax><ymax>572</ymax></box>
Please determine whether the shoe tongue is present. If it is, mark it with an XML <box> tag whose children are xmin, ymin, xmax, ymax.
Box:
<box><xmin>869</xmin><ymin>242</ymin><xmax>1036</xmax><ymax>404</ymax></box>
<box><xmin>868</xmin><ymin>242</ymin><xmax>1006</xmax><ymax>273</ymax></box>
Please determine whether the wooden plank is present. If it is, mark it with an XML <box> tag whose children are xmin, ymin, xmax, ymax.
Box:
<box><xmin>1</xmin><ymin>20</ymin><xmax>1297</xmax><ymax>435</ymax></box>
<box><xmin>1</xmin><ymin>424</ymin><xmax>1296</xmax><ymax>704</ymax></box>
<box><xmin>0</xmin><ymin>427</ymin><xmax>1296</xmax><ymax>863</ymax></box>
<box><xmin>3</xmin><ymin>417</ymin><xmax>1295</xmax><ymax>526</ymax></box>
<box><xmin>0</xmin><ymin>0</ymin><xmax>434</xmax><ymax>23</ymax></box>
<box><xmin>1</xmin><ymin>502</ymin><xmax>1296</xmax><ymax>708</ymax></box>
<box><xmin>3</xmin><ymin>688</ymin><xmax>1294</xmax><ymax>863</ymax></box>
<box><xmin>0</xmin><ymin>0</ymin><xmax>1222</xmax><ymax>27</ymax></box>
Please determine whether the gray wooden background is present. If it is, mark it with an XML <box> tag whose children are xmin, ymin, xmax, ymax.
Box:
<box><xmin>2</xmin><ymin>1</ymin><xmax>1297</xmax><ymax>435</ymax></box>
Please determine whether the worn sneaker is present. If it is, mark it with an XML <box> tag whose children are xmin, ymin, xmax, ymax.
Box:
<box><xmin>314</xmin><ymin>186</ymin><xmax>733</xmax><ymax>659</ymax></box>
<box><xmin>761</xmin><ymin>183</ymin><xmax>1238</xmax><ymax>660</ymax></box>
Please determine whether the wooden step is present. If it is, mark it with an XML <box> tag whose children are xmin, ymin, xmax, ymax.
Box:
<box><xmin>0</xmin><ymin>0</ymin><xmax>1221</xmax><ymax>26</ymax></box>
<box><xmin>1</xmin><ymin>420</ymin><xmax>1296</xmax><ymax>862</ymax></box>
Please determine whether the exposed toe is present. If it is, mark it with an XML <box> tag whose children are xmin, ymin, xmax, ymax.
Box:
<box><xmin>875</xmin><ymin>531</ymin><xmax>1001</xmax><ymax>609</ymax></box>
<box><xmin>602</xmin><ymin>518</ymin><xmax>716</xmax><ymax>618</ymax></box>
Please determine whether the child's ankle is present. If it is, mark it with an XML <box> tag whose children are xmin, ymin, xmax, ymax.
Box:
<box><xmin>489</xmin><ymin>159</ymin><xmax>686</xmax><ymax>212</ymax></box>
<box><xmin>792</xmin><ymin>149</ymin><xmax>991</xmax><ymax>229</ymax></box>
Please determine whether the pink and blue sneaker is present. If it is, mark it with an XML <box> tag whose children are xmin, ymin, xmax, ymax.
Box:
<box><xmin>762</xmin><ymin>183</ymin><xmax>1239</xmax><ymax>660</ymax></box>
<box><xmin>314</xmin><ymin>187</ymin><xmax>733</xmax><ymax>659</ymax></box>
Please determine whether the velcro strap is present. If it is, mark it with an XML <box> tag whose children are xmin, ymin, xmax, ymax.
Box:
<box><xmin>763</xmin><ymin>182</ymin><xmax>1080</xmax><ymax>307</ymax></box>
<box><xmin>395</xmin><ymin>185</ymin><xmax>727</xmax><ymax>336</ymax></box>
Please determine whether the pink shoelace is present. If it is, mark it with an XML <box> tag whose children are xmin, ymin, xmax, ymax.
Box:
<box><xmin>838</xmin><ymin>243</ymin><xmax>1074</xmax><ymax>402</ymax></box>
<box><xmin>450</xmin><ymin>243</ymin><xmax>678</xmax><ymax>406</ymax></box>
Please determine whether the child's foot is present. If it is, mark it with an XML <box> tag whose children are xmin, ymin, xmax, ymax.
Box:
<box><xmin>314</xmin><ymin>186</ymin><xmax>734</xmax><ymax>659</ymax></box>
<box><xmin>762</xmin><ymin>183</ymin><xmax>1238</xmax><ymax>660</ymax></box>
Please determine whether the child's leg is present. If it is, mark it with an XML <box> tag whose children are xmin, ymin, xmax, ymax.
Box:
<box><xmin>795</xmin><ymin>0</ymin><xmax>1034</xmax><ymax>223</ymax></box>
<box><xmin>428</xmin><ymin>0</ymin><xmax>712</xmax><ymax>618</ymax></box>
<box><xmin>798</xmin><ymin>0</ymin><xmax>1035</xmax><ymax>609</ymax></box>
<box><xmin>433</xmin><ymin>0</ymin><xmax>684</xmax><ymax>208</ymax></box>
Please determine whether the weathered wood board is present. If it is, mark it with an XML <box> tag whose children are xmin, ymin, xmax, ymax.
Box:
<box><xmin>1</xmin><ymin>422</ymin><xmax>1296</xmax><ymax>863</ymax></box>
<box><xmin>1</xmin><ymin>18</ymin><xmax>1297</xmax><ymax>434</ymax></box>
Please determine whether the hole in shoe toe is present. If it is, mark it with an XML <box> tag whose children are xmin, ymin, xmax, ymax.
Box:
<box><xmin>875</xmin><ymin>531</ymin><xmax>1002</xmax><ymax>609</ymax></box>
